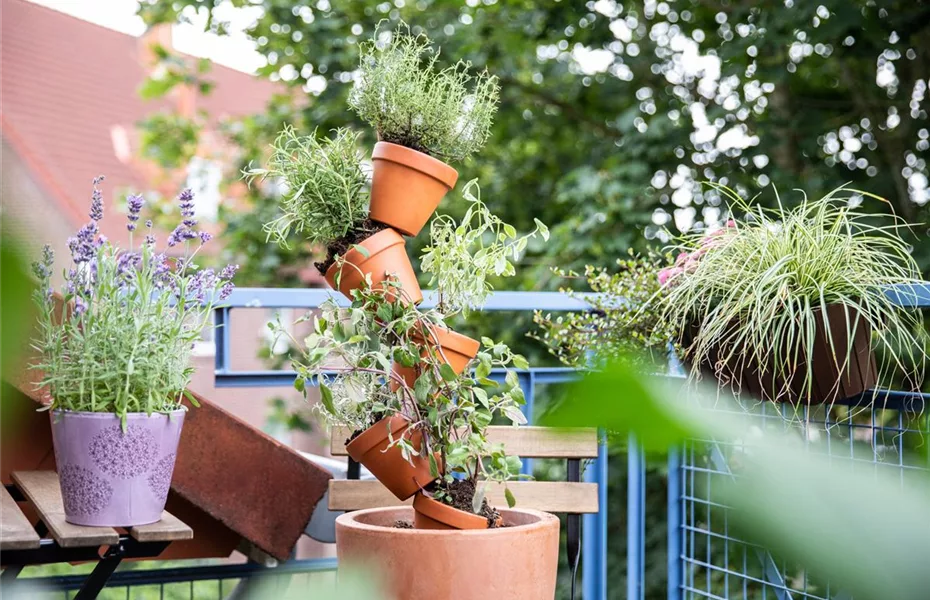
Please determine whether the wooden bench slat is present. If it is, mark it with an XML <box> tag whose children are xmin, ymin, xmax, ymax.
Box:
<box><xmin>328</xmin><ymin>479</ymin><xmax>599</xmax><ymax>513</ymax></box>
<box><xmin>12</xmin><ymin>471</ymin><xmax>119</xmax><ymax>548</ymax></box>
<box><xmin>330</xmin><ymin>426</ymin><xmax>598</xmax><ymax>458</ymax></box>
<box><xmin>130</xmin><ymin>511</ymin><xmax>193</xmax><ymax>543</ymax></box>
<box><xmin>1</xmin><ymin>485</ymin><xmax>40</xmax><ymax>550</ymax></box>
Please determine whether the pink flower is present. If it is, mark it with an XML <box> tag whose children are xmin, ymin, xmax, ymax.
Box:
<box><xmin>658</xmin><ymin>266</ymin><xmax>684</xmax><ymax>287</ymax></box>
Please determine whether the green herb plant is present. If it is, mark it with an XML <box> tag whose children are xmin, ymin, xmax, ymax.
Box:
<box><xmin>661</xmin><ymin>184</ymin><xmax>927</xmax><ymax>407</ymax></box>
<box><xmin>349</xmin><ymin>22</ymin><xmax>500</xmax><ymax>163</ymax></box>
<box><xmin>245</xmin><ymin>126</ymin><xmax>374</xmax><ymax>273</ymax></box>
<box><xmin>421</xmin><ymin>179</ymin><xmax>549</xmax><ymax>317</ymax></box>
<box><xmin>276</xmin><ymin>279</ymin><xmax>529</xmax><ymax>517</ymax></box>
<box><xmin>30</xmin><ymin>179</ymin><xmax>237</xmax><ymax>424</ymax></box>
<box><xmin>533</xmin><ymin>251</ymin><xmax>678</xmax><ymax>371</ymax></box>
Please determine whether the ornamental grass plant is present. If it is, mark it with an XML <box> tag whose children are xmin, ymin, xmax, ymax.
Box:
<box><xmin>349</xmin><ymin>22</ymin><xmax>500</xmax><ymax>163</ymax></box>
<box><xmin>660</xmin><ymin>184</ymin><xmax>927</xmax><ymax>406</ymax></box>
<box><xmin>30</xmin><ymin>178</ymin><xmax>237</xmax><ymax>422</ymax></box>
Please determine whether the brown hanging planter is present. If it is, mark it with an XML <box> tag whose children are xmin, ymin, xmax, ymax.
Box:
<box><xmin>685</xmin><ymin>304</ymin><xmax>877</xmax><ymax>405</ymax></box>
<box><xmin>369</xmin><ymin>142</ymin><xmax>459</xmax><ymax>237</ymax></box>
<box><xmin>324</xmin><ymin>228</ymin><xmax>423</xmax><ymax>305</ymax></box>
<box><xmin>345</xmin><ymin>415</ymin><xmax>437</xmax><ymax>501</ymax></box>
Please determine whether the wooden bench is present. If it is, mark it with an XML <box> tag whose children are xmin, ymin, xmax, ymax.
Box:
<box><xmin>328</xmin><ymin>425</ymin><xmax>600</xmax><ymax>513</ymax></box>
<box><xmin>1</xmin><ymin>471</ymin><xmax>192</xmax><ymax>598</ymax></box>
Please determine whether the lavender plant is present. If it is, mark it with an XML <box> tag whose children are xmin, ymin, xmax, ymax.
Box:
<box><xmin>30</xmin><ymin>177</ymin><xmax>238</xmax><ymax>422</ymax></box>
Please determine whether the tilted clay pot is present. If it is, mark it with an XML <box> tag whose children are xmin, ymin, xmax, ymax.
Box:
<box><xmin>412</xmin><ymin>491</ymin><xmax>500</xmax><ymax>530</ymax></box>
<box><xmin>336</xmin><ymin>506</ymin><xmax>559</xmax><ymax>600</ymax></box>
<box><xmin>369</xmin><ymin>142</ymin><xmax>458</xmax><ymax>237</ymax></box>
<box><xmin>344</xmin><ymin>415</ymin><xmax>436</xmax><ymax>501</ymax></box>
<box><xmin>325</xmin><ymin>228</ymin><xmax>423</xmax><ymax>305</ymax></box>
<box><xmin>392</xmin><ymin>324</ymin><xmax>481</xmax><ymax>390</ymax></box>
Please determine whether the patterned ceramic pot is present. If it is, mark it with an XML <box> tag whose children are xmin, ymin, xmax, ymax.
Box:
<box><xmin>50</xmin><ymin>409</ymin><xmax>185</xmax><ymax>526</ymax></box>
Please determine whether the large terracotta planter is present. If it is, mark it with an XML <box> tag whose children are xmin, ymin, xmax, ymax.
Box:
<box><xmin>369</xmin><ymin>142</ymin><xmax>459</xmax><ymax>237</ymax></box>
<box><xmin>336</xmin><ymin>506</ymin><xmax>559</xmax><ymax>599</ymax></box>
<box><xmin>686</xmin><ymin>304</ymin><xmax>876</xmax><ymax>404</ymax></box>
<box><xmin>413</xmin><ymin>491</ymin><xmax>499</xmax><ymax>530</ymax></box>
<box><xmin>393</xmin><ymin>324</ymin><xmax>481</xmax><ymax>389</ymax></box>
<box><xmin>325</xmin><ymin>228</ymin><xmax>423</xmax><ymax>305</ymax></box>
<box><xmin>345</xmin><ymin>415</ymin><xmax>436</xmax><ymax>501</ymax></box>
<box><xmin>50</xmin><ymin>409</ymin><xmax>185</xmax><ymax>526</ymax></box>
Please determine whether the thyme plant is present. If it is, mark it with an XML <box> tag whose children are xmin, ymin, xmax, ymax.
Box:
<box><xmin>246</xmin><ymin>126</ymin><xmax>370</xmax><ymax>251</ymax></box>
<box><xmin>30</xmin><ymin>178</ymin><xmax>237</xmax><ymax>422</ymax></box>
<box><xmin>349</xmin><ymin>22</ymin><xmax>500</xmax><ymax>163</ymax></box>
<box><xmin>420</xmin><ymin>179</ymin><xmax>549</xmax><ymax>316</ymax></box>
<box><xmin>661</xmin><ymin>184</ymin><xmax>927</xmax><ymax>404</ymax></box>
<box><xmin>533</xmin><ymin>252</ymin><xmax>677</xmax><ymax>371</ymax></box>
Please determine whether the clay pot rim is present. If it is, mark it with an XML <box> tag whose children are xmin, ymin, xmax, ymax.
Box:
<box><xmin>372</xmin><ymin>141</ymin><xmax>458</xmax><ymax>189</ymax></box>
<box><xmin>344</xmin><ymin>414</ymin><xmax>411</xmax><ymax>459</ymax></box>
<box><xmin>337</xmin><ymin>506</ymin><xmax>558</xmax><ymax>536</ymax></box>
<box><xmin>324</xmin><ymin>228</ymin><xmax>406</xmax><ymax>284</ymax></box>
<box><xmin>420</xmin><ymin>323</ymin><xmax>481</xmax><ymax>358</ymax></box>
<box><xmin>50</xmin><ymin>408</ymin><xmax>187</xmax><ymax>419</ymax></box>
<box><xmin>413</xmin><ymin>491</ymin><xmax>489</xmax><ymax>529</ymax></box>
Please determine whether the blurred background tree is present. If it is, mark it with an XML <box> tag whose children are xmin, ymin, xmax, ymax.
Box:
<box><xmin>134</xmin><ymin>2</ymin><xmax>930</xmax><ymax>597</ymax></box>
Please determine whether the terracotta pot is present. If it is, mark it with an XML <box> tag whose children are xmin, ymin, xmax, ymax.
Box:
<box><xmin>336</xmin><ymin>506</ymin><xmax>559</xmax><ymax>599</ymax></box>
<box><xmin>324</xmin><ymin>228</ymin><xmax>423</xmax><ymax>305</ymax></box>
<box><xmin>369</xmin><ymin>142</ymin><xmax>459</xmax><ymax>237</ymax></box>
<box><xmin>50</xmin><ymin>409</ymin><xmax>185</xmax><ymax>526</ymax></box>
<box><xmin>684</xmin><ymin>304</ymin><xmax>876</xmax><ymax>404</ymax></box>
<box><xmin>412</xmin><ymin>491</ymin><xmax>500</xmax><ymax>530</ymax></box>
<box><xmin>345</xmin><ymin>415</ymin><xmax>436</xmax><ymax>501</ymax></box>
<box><xmin>391</xmin><ymin>324</ymin><xmax>481</xmax><ymax>390</ymax></box>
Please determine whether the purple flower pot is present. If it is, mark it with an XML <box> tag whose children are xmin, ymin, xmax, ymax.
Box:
<box><xmin>50</xmin><ymin>409</ymin><xmax>185</xmax><ymax>526</ymax></box>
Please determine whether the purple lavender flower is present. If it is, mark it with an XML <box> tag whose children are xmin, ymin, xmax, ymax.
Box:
<box><xmin>66</xmin><ymin>269</ymin><xmax>77</xmax><ymax>294</ymax></box>
<box><xmin>89</xmin><ymin>177</ymin><xmax>105</xmax><ymax>222</ymax></box>
<box><xmin>178</xmin><ymin>189</ymin><xmax>197</xmax><ymax>228</ymax></box>
<box><xmin>144</xmin><ymin>234</ymin><xmax>156</xmax><ymax>247</ymax></box>
<box><xmin>186</xmin><ymin>268</ymin><xmax>216</xmax><ymax>305</ymax></box>
<box><xmin>42</xmin><ymin>245</ymin><xmax>54</xmax><ymax>268</ymax></box>
<box><xmin>68</xmin><ymin>222</ymin><xmax>98</xmax><ymax>263</ymax></box>
<box><xmin>219</xmin><ymin>264</ymin><xmax>239</xmax><ymax>281</ymax></box>
<box><xmin>219</xmin><ymin>281</ymin><xmax>234</xmax><ymax>300</ymax></box>
<box><xmin>199</xmin><ymin>231</ymin><xmax>213</xmax><ymax>244</ymax></box>
<box><xmin>145</xmin><ymin>219</ymin><xmax>153</xmax><ymax>229</ymax></box>
<box><xmin>117</xmin><ymin>252</ymin><xmax>141</xmax><ymax>284</ymax></box>
<box><xmin>31</xmin><ymin>261</ymin><xmax>49</xmax><ymax>280</ymax></box>
<box><xmin>126</xmin><ymin>194</ymin><xmax>144</xmax><ymax>231</ymax></box>
<box><xmin>74</xmin><ymin>295</ymin><xmax>87</xmax><ymax>317</ymax></box>
<box><xmin>95</xmin><ymin>234</ymin><xmax>108</xmax><ymax>248</ymax></box>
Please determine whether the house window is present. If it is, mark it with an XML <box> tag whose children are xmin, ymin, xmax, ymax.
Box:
<box><xmin>186</xmin><ymin>156</ymin><xmax>223</xmax><ymax>220</ymax></box>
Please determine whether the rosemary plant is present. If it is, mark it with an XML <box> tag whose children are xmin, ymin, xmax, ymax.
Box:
<box><xmin>661</xmin><ymin>184</ymin><xmax>927</xmax><ymax>405</ymax></box>
<box><xmin>30</xmin><ymin>179</ymin><xmax>237</xmax><ymax>422</ymax></box>
<box><xmin>349</xmin><ymin>22</ymin><xmax>500</xmax><ymax>163</ymax></box>
<box><xmin>246</xmin><ymin>126</ymin><xmax>370</xmax><ymax>250</ymax></box>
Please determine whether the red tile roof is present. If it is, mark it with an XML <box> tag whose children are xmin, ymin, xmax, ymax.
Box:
<box><xmin>1</xmin><ymin>0</ymin><xmax>276</xmax><ymax>244</ymax></box>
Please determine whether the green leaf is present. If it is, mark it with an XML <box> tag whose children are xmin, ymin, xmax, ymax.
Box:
<box><xmin>294</xmin><ymin>377</ymin><xmax>306</xmax><ymax>393</ymax></box>
<box><xmin>533</xmin><ymin>218</ymin><xmax>550</xmax><ymax>241</ymax></box>
<box><xmin>183</xmin><ymin>389</ymin><xmax>200</xmax><ymax>408</ymax></box>
<box><xmin>512</xmin><ymin>354</ymin><xmax>529</xmax><ymax>370</ymax></box>
<box><xmin>504</xmin><ymin>487</ymin><xmax>516</xmax><ymax>508</ymax></box>
<box><xmin>352</xmin><ymin>244</ymin><xmax>371</xmax><ymax>259</ymax></box>
<box><xmin>439</xmin><ymin>363</ymin><xmax>457</xmax><ymax>382</ymax></box>
<box><xmin>319</xmin><ymin>383</ymin><xmax>336</xmax><ymax>415</ymax></box>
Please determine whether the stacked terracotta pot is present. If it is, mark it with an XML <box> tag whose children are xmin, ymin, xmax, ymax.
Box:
<box><xmin>320</xmin><ymin>140</ymin><xmax>487</xmax><ymax>528</ymax></box>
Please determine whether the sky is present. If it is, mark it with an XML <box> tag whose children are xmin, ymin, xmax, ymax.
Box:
<box><xmin>26</xmin><ymin>0</ymin><xmax>264</xmax><ymax>72</ymax></box>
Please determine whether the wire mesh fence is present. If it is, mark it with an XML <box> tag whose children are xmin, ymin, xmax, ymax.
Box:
<box><xmin>675</xmin><ymin>397</ymin><xmax>930</xmax><ymax>600</ymax></box>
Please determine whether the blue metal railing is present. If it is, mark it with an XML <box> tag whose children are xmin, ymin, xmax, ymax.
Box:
<box><xmin>213</xmin><ymin>287</ymin><xmax>610</xmax><ymax>600</ymax></box>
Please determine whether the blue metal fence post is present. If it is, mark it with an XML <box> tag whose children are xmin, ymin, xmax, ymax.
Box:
<box><xmin>666</xmin><ymin>447</ymin><xmax>682</xmax><ymax>600</ymax></box>
<box><xmin>626</xmin><ymin>434</ymin><xmax>645</xmax><ymax>600</ymax></box>
<box><xmin>583</xmin><ymin>433</ymin><xmax>609</xmax><ymax>600</ymax></box>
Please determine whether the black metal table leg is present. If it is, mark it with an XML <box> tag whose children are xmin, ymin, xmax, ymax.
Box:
<box><xmin>73</xmin><ymin>545</ymin><xmax>124</xmax><ymax>600</ymax></box>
